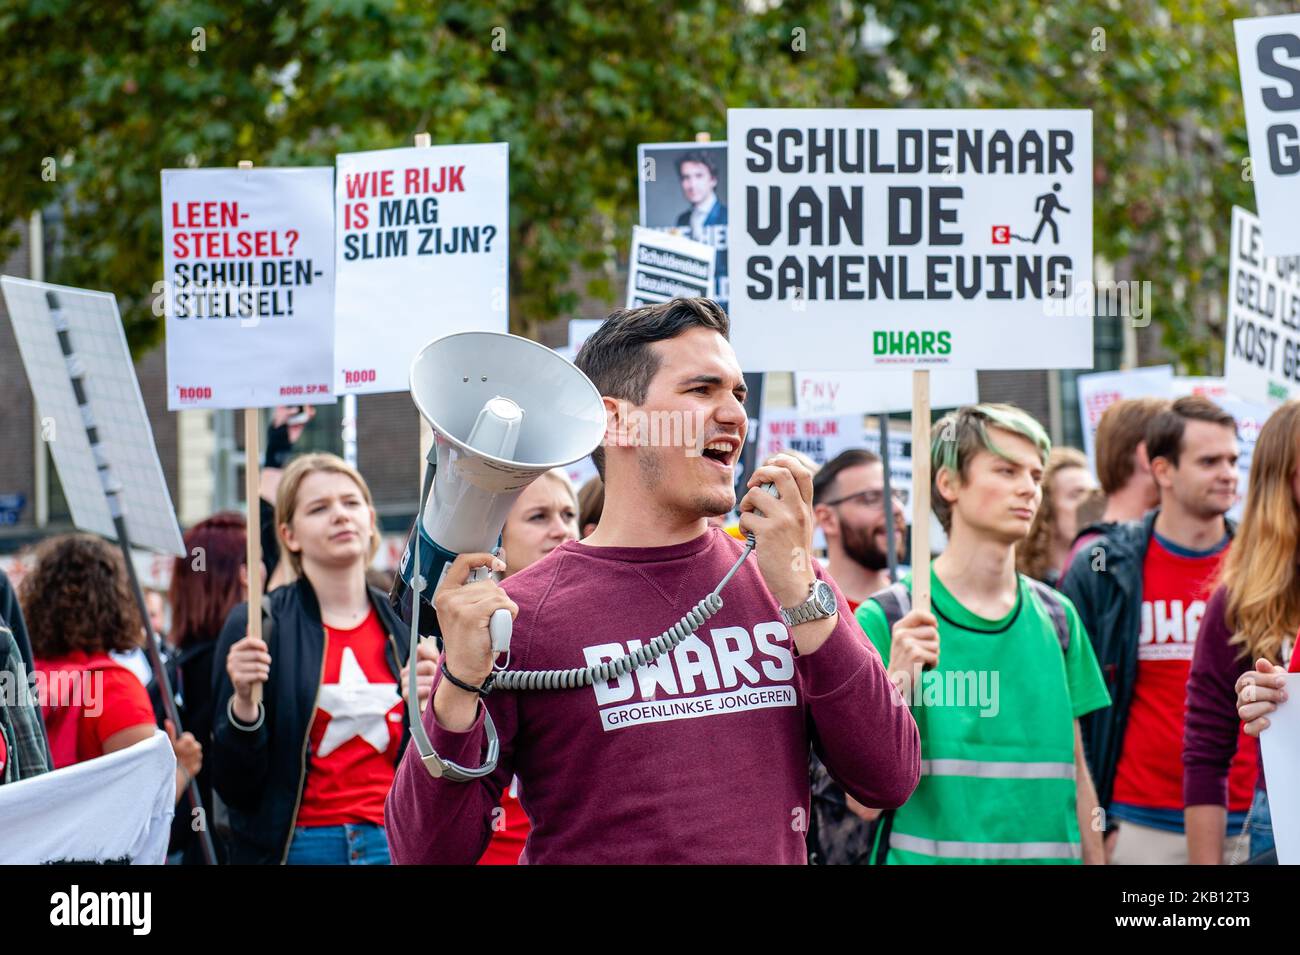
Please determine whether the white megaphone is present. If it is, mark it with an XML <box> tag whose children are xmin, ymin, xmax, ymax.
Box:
<box><xmin>397</xmin><ymin>330</ymin><xmax>606</xmax><ymax>655</ymax></box>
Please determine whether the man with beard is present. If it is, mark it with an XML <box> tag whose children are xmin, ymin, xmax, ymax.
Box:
<box><xmin>813</xmin><ymin>450</ymin><xmax>907</xmax><ymax>613</ymax></box>
<box><xmin>385</xmin><ymin>298</ymin><xmax>919</xmax><ymax>864</ymax></box>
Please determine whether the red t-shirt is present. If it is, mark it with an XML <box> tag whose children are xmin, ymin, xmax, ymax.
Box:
<box><xmin>1113</xmin><ymin>535</ymin><xmax>1257</xmax><ymax>812</ymax></box>
<box><xmin>34</xmin><ymin>652</ymin><xmax>156</xmax><ymax>769</ymax></box>
<box><xmin>296</xmin><ymin>610</ymin><xmax>403</xmax><ymax>828</ymax></box>
<box><xmin>478</xmin><ymin>778</ymin><xmax>530</xmax><ymax>865</ymax></box>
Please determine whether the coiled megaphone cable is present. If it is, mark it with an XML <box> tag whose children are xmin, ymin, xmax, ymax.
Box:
<box><xmin>408</xmin><ymin>483</ymin><xmax>775</xmax><ymax>781</ymax></box>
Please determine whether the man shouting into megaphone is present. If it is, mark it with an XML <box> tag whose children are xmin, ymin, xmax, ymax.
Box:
<box><xmin>386</xmin><ymin>298</ymin><xmax>920</xmax><ymax>864</ymax></box>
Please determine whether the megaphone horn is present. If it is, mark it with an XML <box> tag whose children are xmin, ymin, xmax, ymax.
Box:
<box><xmin>398</xmin><ymin>330</ymin><xmax>606</xmax><ymax>644</ymax></box>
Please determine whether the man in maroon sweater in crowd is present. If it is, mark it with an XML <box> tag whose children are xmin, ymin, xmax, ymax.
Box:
<box><xmin>385</xmin><ymin>298</ymin><xmax>921</xmax><ymax>864</ymax></box>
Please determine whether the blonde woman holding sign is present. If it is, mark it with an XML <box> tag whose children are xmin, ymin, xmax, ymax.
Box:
<box><xmin>212</xmin><ymin>454</ymin><xmax>417</xmax><ymax>865</ymax></box>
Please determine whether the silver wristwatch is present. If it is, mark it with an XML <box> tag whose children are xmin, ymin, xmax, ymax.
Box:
<box><xmin>780</xmin><ymin>579</ymin><xmax>838</xmax><ymax>628</ymax></box>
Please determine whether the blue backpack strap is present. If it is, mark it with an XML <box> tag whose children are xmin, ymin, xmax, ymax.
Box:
<box><xmin>1024</xmin><ymin>577</ymin><xmax>1070</xmax><ymax>655</ymax></box>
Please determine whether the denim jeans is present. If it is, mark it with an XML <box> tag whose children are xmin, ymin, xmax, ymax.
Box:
<box><xmin>285</xmin><ymin>823</ymin><xmax>391</xmax><ymax>865</ymax></box>
<box><xmin>1245</xmin><ymin>788</ymin><xmax>1274</xmax><ymax>863</ymax></box>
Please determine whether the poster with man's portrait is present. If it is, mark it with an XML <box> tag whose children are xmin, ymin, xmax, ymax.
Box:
<box><xmin>637</xmin><ymin>141</ymin><xmax>728</xmax><ymax>309</ymax></box>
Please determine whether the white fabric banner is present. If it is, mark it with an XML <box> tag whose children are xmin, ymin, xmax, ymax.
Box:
<box><xmin>0</xmin><ymin>730</ymin><xmax>175</xmax><ymax>865</ymax></box>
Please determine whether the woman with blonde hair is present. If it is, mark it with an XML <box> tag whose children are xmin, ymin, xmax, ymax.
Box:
<box><xmin>1016</xmin><ymin>446</ymin><xmax>1095</xmax><ymax>587</ymax></box>
<box><xmin>1185</xmin><ymin>401</ymin><xmax>1300</xmax><ymax>865</ymax></box>
<box><xmin>211</xmin><ymin>453</ymin><xmax>413</xmax><ymax>864</ymax></box>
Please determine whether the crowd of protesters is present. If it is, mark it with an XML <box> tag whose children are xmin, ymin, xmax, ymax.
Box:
<box><xmin>1</xmin><ymin>296</ymin><xmax>1296</xmax><ymax>865</ymax></box>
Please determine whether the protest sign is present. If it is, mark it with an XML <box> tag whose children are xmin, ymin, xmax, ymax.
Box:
<box><xmin>1172</xmin><ymin>376</ymin><xmax>1230</xmax><ymax>398</ymax></box>
<box><xmin>2</xmin><ymin>278</ymin><xmax>185</xmax><ymax>557</ymax></box>
<box><xmin>626</xmin><ymin>226</ymin><xmax>715</xmax><ymax>308</ymax></box>
<box><xmin>1259</xmin><ymin>675</ymin><xmax>1299</xmax><ymax>864</ymax></box>
<box><xmin>726</xmin><ymin>108</ymin><xmax>1093</xmax><ymax>372</ymax></box>
<box><xmin>335</xmin><ymin>142</ymin><xmax>509</xmax><ymax>395</ymax></box>
<box><xmin>1223</xmin><ymin>206</ymin><xmax>1300</xmax><ymax>405</ymax></box>
<box><xmin>756</xmin><ymin>409</ymin><xmax>863</xmax><ymax>465</ymax></box>
<box><xmin>1217</xmin><ymin>394</ymin><xmax>1271</xmax><ymax>523</ymax></box>
<box><xmin>161</xmin><ymin>167</ymin><xmax>335</xmax><ymax>411</ymax></box>
<box><xmin>1235</xmin><ymin>14</ymin><xmax>1300</xmax><ymax>256</ymax></box>
<box><xmin>638</xmin><ymin>141</ymin><xmax>729</xmax><ymax>307</ymax></box>
<box><xmin>1075</xmin><ymin>365</ymin><xmax>1175</xmax><ymax>474</ymax></box>
<box><xmin>795</xmin><ymin>368</ymin><xmax>978</xmax><ymax>416</ymax></box>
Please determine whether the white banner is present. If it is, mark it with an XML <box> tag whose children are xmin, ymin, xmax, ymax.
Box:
<box><xmin>626</xmin><ymin>226</ymin><xmax>716</xmax><ymax>308</ymax></box>
<box><xmin>1223</xmin><ymin>206</ymin><xmax>1300</xmax><ymax>406</ymax></box>
<box><xmin>795</xmin><ymin>368</ymin><xmax>978</xmax><ymax>416</ymax></box>
<box><xmin>1235</xmin><ymin>14</ymin><xmax>1300</xmax><ymax>256</ymax></box>
<box><xmin>334</xmin><ymin>142</ymin><xmax>509</xmax><ymax>395</ymax></box>
<box><xmin>1075</xmin><ymin>365</ymin><xmax>1174</xmax><ymax>474</ymax></box>
<box><xmin>726</xmin><ymin>108</ymin><xmax>1093</xmax><ymax>371</ymax></box>
<box><xmin>161</xmin><ymin>167</ymin><xmax>336</xmax><ymax>410</ymax></box>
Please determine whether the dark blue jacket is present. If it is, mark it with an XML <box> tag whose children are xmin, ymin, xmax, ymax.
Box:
<box><xmin>211</xmin><ymin>577</ymin><xmax>410</xmax><ymax>864</ymax></box>
<box><xmin>1059</xmin><ymin>510</ymin><xmax>1235</xmax><ymax>815</ymax></box>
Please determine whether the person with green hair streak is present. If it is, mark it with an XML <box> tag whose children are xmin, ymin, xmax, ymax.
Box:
<box><xmin>855</xmin><ymin>403</ymin><xmax>1111</xmax><ymax>864</ymax></box>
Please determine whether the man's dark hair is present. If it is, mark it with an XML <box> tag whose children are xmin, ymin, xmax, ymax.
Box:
<box><xmin>813</xmin><ymin>449</ymin><xmax>882</xmax><ymax>506</ymax></box>
<box><xmin>1145</xmin><ymin>395</ymin><xmax>1237</xmax><ymax>468</ymax></box>
<box><xmin>575</xmin><ymin>298</ymin><xmax>729</xmax><ymax>480</ymax></box>
<box><xmin>676</xmin><ymin>150</ymin><xmax>719</xmax><ymax>180</ymax></box>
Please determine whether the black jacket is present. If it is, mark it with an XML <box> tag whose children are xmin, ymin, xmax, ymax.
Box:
<box><xmin>1059</xmin><ymin>510</ymin><xmax>1235</xmax><ymax>812</ymax></box>
<box><xmin>210</xmin><ymin>577</ymin><xmax>410</xmax><ymax>864</ymax></box>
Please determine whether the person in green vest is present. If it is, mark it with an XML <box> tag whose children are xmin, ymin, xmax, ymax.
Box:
<box><xmin>856</xmin><ymin>403</ymin><xmax>1110</xmax><ymax>864</ymax></box>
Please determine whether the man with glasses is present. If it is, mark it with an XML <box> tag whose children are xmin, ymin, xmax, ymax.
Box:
<box><xmin>813</xmin><ymin>449</ymin><xmax>908</xmax><ymax>614</ymax></box>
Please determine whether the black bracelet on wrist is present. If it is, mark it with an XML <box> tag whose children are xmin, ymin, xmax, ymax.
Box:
<box><xmin>440</xmin><ymin>659</ymin><xmax>496</xmax><ymax>697</ymax></box>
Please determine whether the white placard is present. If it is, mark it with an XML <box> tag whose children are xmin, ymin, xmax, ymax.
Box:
<box><xmin>1075</xmin><ymin>365</ymin><xmax>1175</xmax><ymax>474</ymax></box>
<box><xmin>638</xmin><ymin>141</ymin><xmax>730</xmax><ymax>307</ymax></box>
<box><xmin>727</xmin><ymin>108</ymin><xmax>1093</xmax><ymax>371</ymax></box>
<box><xmin>1</xmin><ymin>278</ymin><xmax>185</xmax><ymax>556</ymax></box>
<box><xmin>1172</xmin><ymin>376</ymin><xmax>1230</xmax><ymax>398</ymax></box>
<box><xmin>756</xmin><ymin>409</ymin><xmax>864</xmax><ymax>466</ymax></box>
<box><xmin>1260</xmin><ymin>674</ymin><xmax>1300</xmax><ymax>865</ymax></box>
<box><xmin>334</xmin><ymin>142</ymin><xmax>509</xmax><ymax>395</ymax></box>
<box><xmin>1223</xmin><ymin>206</ymin><xmax>1300</xmax><ymax>406</ymax></box>
<box><xmin>1235</xmin><ymin>14</ymin><xmax>1300</xmax><ymax>256</ymax></box>
<box><xmin>626</xmin><ymin>226</ymin><xmax>716</xmax><ymax>308</ymax></box>
<box><xmin>161</xmin><ymin>167</ymin><xmax>336</xmax><ymax>410</ymax></box>
<box><xmin>1217</xmin><ymin>394</ymin><xmax>1273</xmax><ymax>523</ymax></box>
<box><xmin>861</xmin><ymin>428</ymin><xmax>915</xmax><ymax>525</ymax></box>
<box><xmin>795</xmin><ymin>368</ymin><xmax>978</xmax><ymax>416</ymax></box>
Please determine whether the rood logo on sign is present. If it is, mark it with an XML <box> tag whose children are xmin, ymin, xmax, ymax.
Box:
<box><xmin>177</xmin><ymin>386</ymin><xmax>212</xmax><ymax>402</ymax></box>
<box><xmin>991</xmin><ymin>225</ymin><xmax>1011</xmax><ymax>244</ymax></box>
<box><xmin>343</xmin><ymin>369</ymin><xmax>377</xmax><ymax>386</ymax></box>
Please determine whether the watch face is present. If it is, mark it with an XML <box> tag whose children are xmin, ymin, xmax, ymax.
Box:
<box><xmin>813</xmin><ymin>581</ymin><xmax>837</xmax><ymax>615</ymax></box>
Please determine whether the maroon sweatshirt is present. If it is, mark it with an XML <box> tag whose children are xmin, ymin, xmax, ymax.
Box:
<box><xmin>1184</xmin><ymin>585</ymin><xmax>1261</xmax><ymax>807</ymax></box>
<box><xmin>385</xmin><ymin>527</ymin><xmax>920</xmax><ymax>864</ymax></box>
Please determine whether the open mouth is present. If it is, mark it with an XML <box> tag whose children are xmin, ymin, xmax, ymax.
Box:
<box><xmin>700</xmin><ymin>437</ymin><xmax>740</xmax><ymax>468</ymax></box>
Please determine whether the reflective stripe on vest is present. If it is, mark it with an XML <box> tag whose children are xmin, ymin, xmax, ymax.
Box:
<box><xmin>919</xmin><ymin>759</ymin><xmax>1076</xmax><ymax>780</ymax></box>
<box><xmin>890</xmin><ymin>832</ymin><xmax>1082</xmax><ymax>861</ymax></box>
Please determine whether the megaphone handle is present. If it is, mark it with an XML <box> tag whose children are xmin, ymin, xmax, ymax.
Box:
<box><xmin>468</xmin><ymin>564</ymin><xmax>513</xmax><ymax>656</ymax></box>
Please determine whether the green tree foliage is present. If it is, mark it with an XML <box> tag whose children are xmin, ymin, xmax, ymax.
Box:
<box><xmin>0</xmin><ymin>1</ymin><xmax>1259</xmax><ymax>370</ymax></box>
